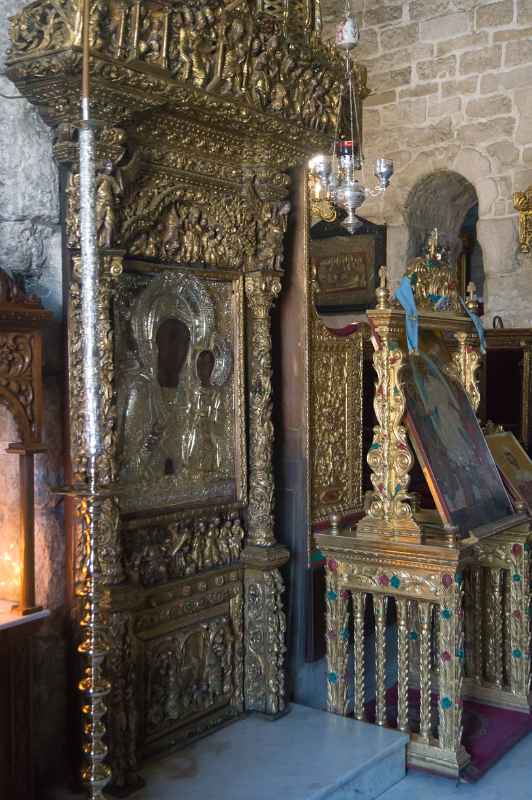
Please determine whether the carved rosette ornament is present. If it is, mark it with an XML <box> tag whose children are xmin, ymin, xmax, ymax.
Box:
<box><xmin>245</xmin><ymin>272</ymin><xmax>282</xmax><ymax>547</ymax></box>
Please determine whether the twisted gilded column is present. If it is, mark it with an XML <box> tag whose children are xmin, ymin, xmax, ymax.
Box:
<box><xmin>245</xmin><ymin>271</ymin><xmax>281</xmax><ymax>546</ymax></box>
<box><xmin>356</xmin><ymin>301</ymin><xmax>420</xmax><ymax>543</ymax></box>
<box><xmin>418</xmin><ymin>601</ymin><xmax>432</xmax><ymax>742</ymax></box>
<box><xmin>242</xmin><ymin>271</ymin><xmax>289</xmax><ymax>715</ymax></box>
<box><xmin>353</xmin><ymin>591</ymin><xmax>366</xmax><ymax>721</ymax></box>
<box><xmin>486</xmin><ymin>568</ymin><xmax>504</xmax><ymax>688</ymax></box>
<box><xmin>396</xmin><ymin>597</ymin><xmax>410</xmax><ymax>732</ymax></box>
<box><xmin>374</xmin><ymin>594</ymin><xmax>388</xmax><ymax>726</ymax></box>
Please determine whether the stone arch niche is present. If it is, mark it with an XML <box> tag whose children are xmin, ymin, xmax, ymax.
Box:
<box><xmin>404</xmin><ymin>170</ymin><xmax>481</xmax><ymax>278</ymax></box>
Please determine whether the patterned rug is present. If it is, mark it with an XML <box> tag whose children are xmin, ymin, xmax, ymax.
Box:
<box><xmin>364</xmin><ymin>686</ymin><xmax>532</xmax><ymax>781</ymax></box>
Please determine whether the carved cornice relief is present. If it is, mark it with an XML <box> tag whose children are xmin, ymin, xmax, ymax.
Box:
<box><xmin>7</xmin><ymin>0</ymin><xmax>368</xmax><ymax>171</ymax></box>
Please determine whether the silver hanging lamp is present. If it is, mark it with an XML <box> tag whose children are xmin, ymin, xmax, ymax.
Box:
<box><xmin>309</xmin><ymin>2</ymin><xmax>394</xmax><ymax>233</ymax></box>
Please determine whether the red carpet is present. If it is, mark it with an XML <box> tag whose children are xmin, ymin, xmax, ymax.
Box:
<box><xmin>364</xmin><ymin>686</ymin><xmax>532</xmax><ymax>780</ymax></box>
<box><xmin>461</xmin><ymin>698</ymin><xmax>532</xmax><ymax>781</ymax></box>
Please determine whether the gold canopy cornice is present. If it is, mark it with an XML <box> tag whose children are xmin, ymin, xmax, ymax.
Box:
<box><xmin>6</xmin><ymin>0</ymin><xmax>368</xmax><ymax>171</ymax></box>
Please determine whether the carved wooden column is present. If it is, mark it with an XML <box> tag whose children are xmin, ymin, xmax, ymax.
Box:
<box><xmin>507</xmin><ymin>539</ymin><xmax>530</xmax><ymax>699</ymax></box>
<box><xmin>356</xmin><ymin>294</ymin><xmax>420</xmax><ymax>543</ymax></box>
<box><xmin>437</xmin><ymin>579</ymin><xmax>467</xmax><ymax>768</ymax></box>
<box><xmin>245</xmin><ymin>271</ymin><xmax>281</xmax><ymax>547</ymax></box>
<box><xmin>243</xmin><ymin>271</ymin><xmax>289</xmax><ymax>716</ymax></box>
<box><xmin>324</xmin><ymin>569</ymin><xmax>350</xmax><ymax>716</ymax></box>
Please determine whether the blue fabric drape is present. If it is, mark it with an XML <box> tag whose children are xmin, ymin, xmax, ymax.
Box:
<box><xmin>394</xmin><ymin>276</ymin><xmax>419</xmax><ymax>353</ymax></box>
<box><xmin>460</xmin><ymin>298</ymin><xmax>486</xmax><ymax>354</ymax></box>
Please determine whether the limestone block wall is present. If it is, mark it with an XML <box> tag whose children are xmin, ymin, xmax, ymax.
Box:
<box><xmin>322</xmin><ymin>0</ymin><xmax>532</xmax><ymax>325</ymax></box>
<box><xmin>1</xmin><ymin>1</ymin><xmax>68</xmax><ymax>791</ymax></box>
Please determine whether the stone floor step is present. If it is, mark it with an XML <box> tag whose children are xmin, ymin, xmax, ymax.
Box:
<box><xmin>126</xmin><ymin>704</ymin><xmax>408</xmax><ymax>800</ymax></box>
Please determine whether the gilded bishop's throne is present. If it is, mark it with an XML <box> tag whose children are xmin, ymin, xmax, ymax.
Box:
<box><xmin>6</xmin><ymin>0</ymin><xmax>368</xmax><ymax>794</ymax></box>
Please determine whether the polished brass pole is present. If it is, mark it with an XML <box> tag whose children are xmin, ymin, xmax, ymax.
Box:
<box><xmin>77</xmin><ymin>0</ymin><xmax>112</xmax><ymax>797</ymax></box>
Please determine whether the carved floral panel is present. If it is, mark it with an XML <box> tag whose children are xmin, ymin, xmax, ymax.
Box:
<box><xmin>309</xmin><ymin>319</ymin><xmax>363</xmax><ymax>521</ymax></box>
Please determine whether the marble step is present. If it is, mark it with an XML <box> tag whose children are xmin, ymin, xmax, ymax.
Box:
<box><xmin>129</xmin><ymin>704</ymin><xmax>408</xmax><ymax>800</ymax></box>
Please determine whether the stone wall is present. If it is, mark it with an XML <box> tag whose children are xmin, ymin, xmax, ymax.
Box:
<box><xmin>1</xmin><ymin>2</ymin><xmax>68</xmax><ymax>793</ymax></box>
<box><xmin>322</xmin><ymin>0</ymin><xmax>532</xmax><ymax>325</ymax></box>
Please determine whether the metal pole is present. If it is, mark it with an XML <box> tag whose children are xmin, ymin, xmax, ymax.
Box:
<box><xmin>77</xmin><ymin>1</ymin><xmax>111</xmax><ymax>797</ymax></box>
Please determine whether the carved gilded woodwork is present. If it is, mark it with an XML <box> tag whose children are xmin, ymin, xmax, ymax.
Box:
<box><xmin>245</xmin><ymin>272</ymin><xmax>281</xmax><ymax>547</ymax></box>
<box><xmin>107</xmin><ymin>612</ymin><xmax>141</xmax><ymax>794</ymax></box>
<box><xmin>0</xmin><ymin>269</ymin><xmax>51</xmax><ymax>448</ymax></box>
<box><xmin>6</xmin><ymin>0</ymin><xmax>369</xmax><ymax>784</ymax></box>
<box><xmin>317</xmin><ymin>531</ymin><xmax>473</xmax><ymax>776</ymax></box>
<box><xmin>103</xmin><ymin>564</ymin><xmax>244</xmax><ymax>784</ymax></box>
<box><xmin>356</xmin><ymin>309</ymin><xmax>420</xmax><ymax>542</ymax></box>
<box><xmin>352</xmin><ymin>591</ymin><xmax>366</xmax><ymax>721</ymax></box>
<box><xmin>309</xmin><ymin>311</ymin><xmax>363</xmax><ymax>521</ymax></box>
<box><xmin>452</xmin><ymin>332</ymin><xmax>481</xmax><ymax>414</ymax></box>
<box><xmin>462</xmin><ymin>526</ymin><xmax>532</xmax><ymax>711</ymax></box>
<box><xmin>242</xmin><ymin>544</ymin><xmax>289</xmax><ymax>715</ymax></box>
<box><xmin>513</xmin><ymin>186</ymin><xmax>532</xmax><ymax>253</ymax></box>
<box><xmin>143</xmin><ymin>614</ymin><xmax>237</xmax><ymax>737</ymax></box>
<box><xmin>0</xmin><ymin>269</ymin><xmax>52</xmax><ymax>615</ymax></box>
<box><xmin>6</xmin><ymin>0</ymin><xmax>368</xmax><ymax>167</ymax></box>
<box><xmin>325</xmin><ymin>571</ymin><xmax>350</xmax><ymax>716</ymax></box>
<box><xmin>123</xmin><ymin>511</ymin><xmax>245</xmax><ymax>586</ymax></box>
<box><xmin>405</xmin><ymin>256</ymin><xmax>462</xmax><ymax>315</ymax></box>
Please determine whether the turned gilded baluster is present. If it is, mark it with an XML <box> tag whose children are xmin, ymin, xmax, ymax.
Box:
<box><xmin>396</xmin><ymin>597</ymin><xmax>410</xmax><ymax>733</ymax></box>
<box><xmin>374</xmin><ymin>594</ymin><xmax>388</xmax><ymax>726</ymax></box>
<box><xmin>471</xmin><ymin>567</ymin><xmax>483</xmax><ymax>684</ymax></box>
<box><xmin>487</xmin><ymin>568</ymin><xmax>504</xmax><ymax>688</ymax></box>
<box><xmin>353</xmin><ymin>591</ymin><xmax>366</xmax><ymax>721</ymax></box>
<box><xmin>419</xmin><ymin>602</ymin><xmax>432</xmax><ymax>742</ymax></box>
<box><xmin>503</xmin><ymin>570</ymin><xmax>512</xmax><ymax>687</ymax></box>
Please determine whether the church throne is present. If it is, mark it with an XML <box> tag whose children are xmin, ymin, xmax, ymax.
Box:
<box><xmin>315</xmin><ymin>253</ymin><xmax>531</xmax><ymax>776</ymax></box>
